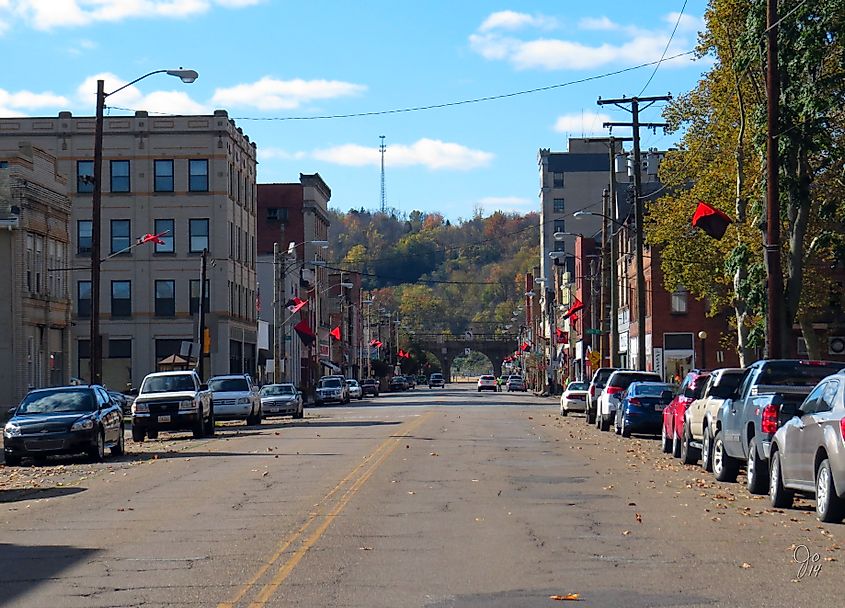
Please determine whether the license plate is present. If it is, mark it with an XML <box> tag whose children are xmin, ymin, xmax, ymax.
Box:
<box><xmin>654</xmin><ymin>405</ymin><xmax>665</xmax><ymax>412</ymax></box>
<box><xmin>158</xmin><ymin>415</ymin><xmax>171</xmax><ymax>423</ymax></box>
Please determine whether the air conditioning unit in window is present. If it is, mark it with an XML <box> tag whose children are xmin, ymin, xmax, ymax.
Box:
<box><xmin>829</xmin><ymin>336</ymin><xmax>845</xmax><ymax>356</ymax></box>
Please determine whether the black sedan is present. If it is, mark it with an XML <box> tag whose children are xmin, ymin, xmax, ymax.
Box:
<box><xmin>3</xmin><ymin>385</ymin><xmax>124</xmax><ymax>465</ymax></box>
<box><xmin>361</xmin><ymin>378</ymin><xmax>380</xmax><ymax>397</ymax></box>
<box><xmin>388</xmin><ymin>376</ymin><xmax>408</xmax><ymax>391</ymax></box>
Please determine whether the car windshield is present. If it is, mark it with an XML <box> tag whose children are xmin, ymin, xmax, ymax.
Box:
<box><xmin>209</xmin><ymin>378</ymin><xmax>250</xmax><ymax>392</ymax></box>
<box><xmin>347</xmin><ymin>380</ymin><xmax>359</xmax><ymax>387</ymax></box>
<box><xmin>568</xmin><ymin>382</ymin><xmax>588</xmax><ymax>391</ymax></box>
<box><xmin>593</xmin><ymin>369</ymin><xmax>615</xmax><ymax>387</ymax></box>
<box><xmin>757</xmin><ymin>362</ymin><xmax>843</xmax><ymax>386</ymax></box>
<box><xmin>17</xmin><ymin>388</ymin><xmax>96</xmax><ymax>414</ymax></box>
<box><xmin>141</xmin><ymin>375</ymin><xmax>196</xmax><ymax>394</ymax></box>
<box><xmin>362</xmin><ymin>379</ymin><xmax>377</xmax><ymax>385</ymax></box>
<box><xmin>610</xmin><ymin>372</ymin><xmax>662</xmax><ymax>389</ymax></box>
<box><xmin>632</xmin><ymin>383</ymin><xmax>674</xmax><ymax>397</ymax></box>
<box><xmin>391</xmin><ymin>377</ymin><xmax>404</xmax><ymax>382</ymax></box>
<box><xmin>508</xmin><ymin>376</ymin><xmax>523</xmax><ymax>382</ymax></box>
<box><xmin>431</xmin><ymin>374</ymin><xmax>443</xmax><ymax>379</ymax></box>
<box><xmin>260</xmin><ymin>385</ymin><xmax>295</xmax><ymax>397</ymax></box>
<box><xmin>320</xmin><ymin>379</ymin><xmax>342</xmax><ymax>389</ymax></box>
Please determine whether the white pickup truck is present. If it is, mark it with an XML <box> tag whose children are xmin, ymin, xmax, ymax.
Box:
<box><xmin>131</xmin><ymin>370</ymin><xmax>213</xmax><ymax>441</ymax></box>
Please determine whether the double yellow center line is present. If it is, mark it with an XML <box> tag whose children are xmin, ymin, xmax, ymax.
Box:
<box><xmin>219</xmin><ymin>412</ymin><xmax>432</xmax><ymax>608</ymax></box>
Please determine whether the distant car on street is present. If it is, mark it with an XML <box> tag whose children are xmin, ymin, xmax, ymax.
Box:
<box><xmin>596</xmin><ymin>370</ymin><xmax>662</xmax><ymax>431</ymax></box>
<box><xmin>361</xmin><ymin>378</ymin><xmax>380</xmax><ymax>397</ymax></box>
<box><xmin>506</xmin><ymin>375</ymin><xmax>527</xmax><ymax>392</ymax></box>
<box><xmin>615</xmin><ymin>382</ymin><xmax>675</xmax><ymax>437</ymax></box>
<box><xmin>3</xmin><ymin>385</ymin><xmax>124</xmax><ymax>465</ymax></box>
<box><xmin>388</xmin><ymin>376</ymin><xmax>408</xmax><ymax>392</ymax></box>
<box><xmin>131</xmin><ymin>370</ymin><xmax>213</xmax><ymax>441</ymax></box>
<box><xmin>406</xmin><ymin>376</ymin><xmax>416</xmax><ymax>390</ymax></box>
<box><xmin>429</xmin><ymin>373</ymin><xmax>445</xmax><ymax>388</ymax></box>
<box><xmin>259</xmin><ymin>384</ymin><xmax>303</xmax><ymax>419</ymax></box>
<box><xmin>346</xmin><ymin>379</ymin><xmax>364</xmax><ymax>400</ymax></box>
<box><xmin>560</xmin><ymin>381</ymin><xmax>589</xmax><ymax>415</ymax></box>
<box><xmin>315</xmin><ymin>376</ymin><xmax>350</xmax><ymax>404</ymax></box>
<box><xmin>586</xmin><ymin>367</ymin><xmax>617</xmax><ymax>425</ymax></box>
<box><xmin>208</xmin><ymin>374</ymin><xmax>262</xmax><ymax>426</ymax></box>
<box><xmin>477</xmin><ymin>375</ymin><xmax>497</xmax><ymax>392</ymax></box>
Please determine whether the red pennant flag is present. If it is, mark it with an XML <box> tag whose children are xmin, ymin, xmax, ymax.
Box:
<box><xmin>330</xmin><ymin>326</ymin><xmax>341</xmax><ymax>340</ymax></box>
<box><xmin>403</xmin><ymin>351</ymin><xmax>411</xmax><ymax>359</ymax></box>
<box><xmin>370</xmin><ymin>339</ymin><xmax>383</xmax><ymax>348</ymax></box>
<box><xmin>562</xmin><ymin>298</ymin><xmax>584</xmax><ymax>320</ymax></box>
<box><xmin>521</xmin><ymin>342</ymin><xmax>531</xmax><ymax>352</ymax></box>
<box><xmin>691</xmin><ymin>201</ymin><xmax>732</xmax><ymax>240</ymax></box>
<box><xmin>398</xmin><ymin>349</ymin><xmax>405</xmax><ymax>358</ymax></box>
<box><xmin>255</xmin><ymin>283</ymin><xmax>261</xmax><ymax>314</ymax></box>
<box><xmin>569</xmin><ymin>312</ymin><xmax>579</xmax><ymax>325</ymax></box>
<box><xmin>285</xmin><ymin>297</ymin><xmax>307</xmax><ymax>313</ymax></box>
<box><xmin>138</xmin><ymin>232</ymin><xmax>167</xmax><ymax>246</ymax></box>
<box><xmin>293</xmin><ymin>319</ymin><xmax>316</xmax><ymax>345</ymax></box>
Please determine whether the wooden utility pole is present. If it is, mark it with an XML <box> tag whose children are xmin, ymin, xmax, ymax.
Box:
<box><xmin>600</xmin><ymin>95</ymin><xmax>670</xmax><ymax>371</ymax></box>
<box><xmin>197</xmin><ymin>248</ymin><xmax>208</xmax><ymax>380</ymax></box>
<box><xmin>765</xmin><ymin>0</ymin><xmax>784</xmax><ymax>359</ymax></box>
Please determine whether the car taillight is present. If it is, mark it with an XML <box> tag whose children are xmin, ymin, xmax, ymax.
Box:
<box><xmin>761</xmin><ymin>403</ymin><xmax>779</xmax><ymax>434</ymax></box>
<box><xmin>589</xmin><ymin>386</ymin><xmax>595</xmax><ymax>397</ymax></box>
<box><xmin>840</xmin><ymin>419</ymin><xmax>845</xmax><ymax>443</ymax></box>
<box><xmin>606</xmin><ymin>386</ymin><xmax>623</xmax><ymax>396</ymax></box>
<box><xmin>627</xmin><ymin>397</ymin><xmax>641</xmax><ymax>406</ymax></box>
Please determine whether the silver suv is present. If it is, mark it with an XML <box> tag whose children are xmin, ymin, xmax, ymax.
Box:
<box><xmin>315</xmin><ymin>376</ymin><xmax>350</xmax><ymax>405</ymax></box>
<box><xmin>207</xmin><ymin>374</ymin><xmax>262</xmax><ymax>425</ymax></box>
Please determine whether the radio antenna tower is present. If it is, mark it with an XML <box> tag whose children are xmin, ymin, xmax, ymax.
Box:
<box><xmin>379</xmin><ymin>135</ymin><xmax>386</xmax><ymax>213</ymax></box>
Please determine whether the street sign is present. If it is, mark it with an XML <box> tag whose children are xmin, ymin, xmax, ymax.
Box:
<box><xmin>586</xmin><ymin>329</ymin><xmax>604</xmax><ymax>335</ymax></box>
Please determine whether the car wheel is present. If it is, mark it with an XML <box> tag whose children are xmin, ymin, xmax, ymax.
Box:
<box><xmin>205</xmin><ymin>407</ymin><xmax>216</xmax><ymax>437</ymax></box>
<box><xmin>586</xmin><ymin>408</ymin><xmax>595</xmax><ymax>425</ymax></box>
<box><xmin>680</xmin><ymin>422</ymin><xmax>700</xmax><ymax>465</ymax></box>
<box><xmin>614</xmin><ymin>411</ymin><xmax>621</xmax><ymax>435</ymax></box>
<box><xmin>560</xmin><ymin>405</ymin><xmax>568</xmax><ymax>417</ymax></box>
<box><xmin>88</xmin><ymin>429</ymin><xmax>105</xmax><ymax>462</ymax></box>
<box><xmin>769</xmin><ymin>450</ymin><xmax>794</xmax><ymax>508</ymax></box>
<box><xmin>4</xmin><ymin>452</ymin><xmax>21</xmax><ymax>466</ymax></box>
<box><xmin>477</xmin><ymin>388</ymin><xmax>481</xmax><ymax>392</ymax></box>
<box><xmin>600</xmin><ymin>414</ymin><xmax>611</xmax><ymax>432</ymax></box>
<box><xmin>111</xmin><ymin>425</ymin><xmax>125</xmax><ymax>456</ymax></box>
<box><xmin>701</xmin><ymin>427</ymin><xmax>713</xmax><ymax>472</ymax></box>
<box><xmin>294</xmin><ymin>404</ymin><xmax>304</xmax><ymax>419</ymax></box>
<box><xmin>672</xmin><ymin>427</ymin><xmax>682</xmax><ymax>458</ymax></box>
<box><xmin>816</xmin><ymin>459</ymin><xmax>845</xmax><ymax>523</ymax></box>
<box><xmin>131</xmin><ymin>426</ymin><xmax>145</xmax><ymax>443</ymax></box>
<box><xmin>621</xmin><ymin>416</ymin><xmax>631</xmax><ymax>438</ymax></box>
<box><xmin>147</xmin><ymin>429</ymin><xmax>159</xmax><ymax>440</ymax></box>
<box><xmin>746</xmin><ymin>437</ymin><xmax>769</xmax><ymax>494</ymax></box>
<box><xmin>661</xmin><ymin>425</ymin><xmax>672</xmax><ymax>453</ymax></box>
<box><xmin>713</xmin><ymin>430</ymin><xmax>739</xmax><ymax>482</ymax></box>
<box><xmin>193</xmin><ymin>418</ymin><xmax>206</xmax><ymax>438</ymax></box>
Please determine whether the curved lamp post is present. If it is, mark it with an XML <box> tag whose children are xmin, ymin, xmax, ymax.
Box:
<box><xmin>89</xmin><ymin>69</ymin><xmax>198</xmax><ymax>385</ymax></box>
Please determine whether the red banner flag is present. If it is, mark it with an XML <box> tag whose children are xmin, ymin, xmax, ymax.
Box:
<box><xmin>562</xmin><ymin>298</ymin><xmax>583</xmax><ymax>320</ymax></box>
<box><xmin>285</xmin><ymin>297</ymin><xmax>307</xmax><ymax>313</ymax></box>
<box><xmin>691</xmin><ymin>201</ymin><xmax>732</xmax><ymax>240</ymax></box>
<box><xmin>293</xmin><ymin>319</ymin><xmax>316</xmax><ymax>345</ymax></box>
<box><xmin>138</xmin><ymin>232</ymin><xmax>167</xmax><ymax>246</ymax></box>
<box><xmin>521</xmin><ymin>342</ymin><xmax>531</xmax><ymax>352</ymax></box>
<box><xmin>330</xmin><ymin>326</ymin><xmax>341</xmax><ymax>340</ymax></box>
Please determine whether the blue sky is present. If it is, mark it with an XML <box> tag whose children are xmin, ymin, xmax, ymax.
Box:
<box><xmin>0</xmin><ymin>0</ymin><xmax>710</xmax><ymax>219</ymax></box>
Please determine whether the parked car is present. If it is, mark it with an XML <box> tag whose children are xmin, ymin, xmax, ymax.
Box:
<box><xmin>108</xmin><ymin>390</ymin><xmax>131</xmax><ymax>416</ymax></box>
<box><xmin>714</xmin><ymin>359</ymin><xmax>843</xmax><ymax>493</ymax></box>
<box><xmin>560</xmin><ymin>381</ymin><xmax>589</xmax><ymax>415</ymax></box>
<box><xmin>769</xmin><ymin>371</ymin><xmax>845</xmax><ymax>522</ymax></box>
<box><xmin>586</xmin><ymin>368</ymin><xmax>617</xmax><ymax>425</ymax></box>
<box><xmin>131</xmin><ymin>370</ymin><xmax>213</xmax><ymax>441</ymax></box>
<box><xmin>388</xmin><ymin>376</ymin><xmax>408</xmax><ymax>392</ymax></box>
<box><xmin>208</xmin><ymin>374</ymin><xmax>262</xmax><ymax>425</ymax></box>
<box><xmin>477</xmin><ymin>375</ymin><xmax>497</xmax><ymax>392</ymax></box>
<box><xmin>361</xmin><ymin>378</ymin><xmax>380</xmax><ymax>397</ymax></box>
<box><xmin>506</xmin><ymin>375</ymin><xmax>527</xmax><ymax>392</ymax></box>
<box><xmin>416</xmin><ymin>375</ymin><xmax>427</xmax><ymax>385</ymax></box>
<box><xmin>596</xmin><ymin>370</ymin><xmax>661</xmax><ymax>431</ymax></box>
<box><xmin>346</xmin><ymin>379</ymin><xmax>364</xmax><ymax>400</ymax></box>
<box><xmin>683</xmin><ymin>368</ymin><xmax>745</xmax><ymax>471</ymax></box>
<box><xmin>259</xmin><ymin>384</ymin><xmax>303</xmax><ymax>419</ymax></box>
<box><xmin>661</xmin><ymin>370</ymin><xmax>709</xmax><ymax>460</ymax></box>
<box><xmin>315</xmin><ymin>376</ymin><xmax>350</xmax><ymax>404</ymax></box>
<box><xmin>428</xmin><ymin>373</ymin><xmax>445</xmax><ymax>388</ymax></box>
<box><xmin>406</xmin><ymin>375</ymin><xmax>416</xmax><ymax>390</ymax></box>
<box><xmin>614</xmin><ymin>382</ymin><xmax>675</xmax><ymax>437</ymax></box>
<box><xmin>3</xmin><ymin>385</ymin><xmax>124</xmax><ymax>465</ymax></box>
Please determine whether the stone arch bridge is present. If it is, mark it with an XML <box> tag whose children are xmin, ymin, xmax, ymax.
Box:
<box><xmin>411</xmin><ymin>333</ymin><xmax>518</xmax><ymax>381</ymax></box>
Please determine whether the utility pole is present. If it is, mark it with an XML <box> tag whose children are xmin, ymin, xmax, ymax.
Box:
<box><xmin>600</xmin><ymin>95</ymin><xmax>670</xmax><ymax>371</ymax></box>
<box><xmin>197</xmin><ymin>248</ymin><xmax>208</xmax><ymax>380</ymax></box>
<box><xmin>272</xmin><ymin>242</ymin><xmax>279</xmax><ymax>383</ymax></box>
<box><xmin>379</xmin><ymin>135</ymin><xmax>387</xmax><ymax>214</ymax></box>
<box><xmin>89</xmin><ymin>79</ymin><xmax>105</xmax><ymax>385</ymax></box>
<box><xmin>765</xmin><ymin>0</ymin><xmax>784</xmax><ymax>359</ymax></box>
<box><xmin>600</xmin><ymin>188</ymin><xmax>610</xmax><ymax>366</ymax></box>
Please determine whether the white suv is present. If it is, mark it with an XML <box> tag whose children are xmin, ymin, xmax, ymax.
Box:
<box><xmin>596</xmin><ymin>370</ymin><xmax>662</xmax><ymax>431</ymax></box>
<box><xmin>207</xmin><ymin>374</ymin><xmax>262</xmax><ymax>425</ymax></box>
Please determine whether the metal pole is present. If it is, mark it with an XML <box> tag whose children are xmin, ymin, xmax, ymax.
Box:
<box><xmin>273</xmin><ymin>242</ymin><xmax>279</xmax><ymax>383</ymax></box>
<box><xmin>631</xmin><ymin>99</ymin><xmax>647</xmax><ymax>371</ymax></box>
<box><xmin>765</xmin><ymin>0</ymin><xmax>784</xmax><ymax>359</ymax></box>
<box><xmin>90</xmin><ymin>79</ymin><xmax>105</xmax><ymax>385</ymax></box>
<box><xmin>600</xmin><ymin>188</ymin><xmax>609</xmax><ymax>365</ymax></box>
<box><xmin>197</xmin><ymin>248</ymin><xmax>208</xmax><ymax>380</ymax></box>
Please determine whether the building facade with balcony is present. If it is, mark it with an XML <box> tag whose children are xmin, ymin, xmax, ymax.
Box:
<box><xmin>0</xmin><ymin>144</ymin><xmax>72</xmax><ymax>407</ymax></box>
<box><xmin>0</xmin><ymin>110</ymin><xmax>258</xmax><ymax>389</ymax></box>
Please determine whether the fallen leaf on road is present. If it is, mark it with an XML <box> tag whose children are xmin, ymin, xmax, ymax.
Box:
<box><xmin>740</xmin><ymin>562</ymin><xmax>752</xmax><ymax>569</ymax></box>
<box><xmin>622</xmin><ymin>530</ymin><xmax>631</xmax><ymax>536</ymax></box>
<box><xmin>635</xmin><ymin>513</ymin><xmax>642</xmax><ymax>523</ymax></box>
<box><xmin>430</xmin><ymin>452</ymin><xmax>439</xmax><ymax>456</ymax></box>
<box><xmin>407</xmin><ymin>491</ymin><xmax>415</xmax><ymax>495</ymax></box>
<box><xmin>549</xmin><ymin>593</ymin><xmax>581</xmax><ymax>601</ymax></box>
<box><xmin>359</xmin><ymin>546</ymin><xmax>373</xmax><ymax>551</ymax></box>
<box><xmin>262</xmin><ymin>471</ymin><xmax>269</xmax><ymax>477</ymax></box>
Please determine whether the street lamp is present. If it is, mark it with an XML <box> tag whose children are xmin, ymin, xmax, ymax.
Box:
<box><xmin>89</xmin><ymin>68</ymin><xmax>198</xmax><ymax>385</ymax></box>
<box><xmin>698</xmin><ymin>331</ymin><xmax>708</xmax><ymax>370</ymax></box>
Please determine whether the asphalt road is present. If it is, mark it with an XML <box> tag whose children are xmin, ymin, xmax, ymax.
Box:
<box><xmin>1</xmin><ymin>384</ymin><xmax>841</xmax><ymax>607</ymax></box>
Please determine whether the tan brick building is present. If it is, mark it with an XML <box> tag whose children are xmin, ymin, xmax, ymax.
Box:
<box><xmin>0</xmin><ymin>110</ymin><xmax>257</xmax><ymax>389</ymax></box>
<box><xmin>0</xmin><ymin>144</ymin><xmax>72</xmax><ymax>407</ymax></box>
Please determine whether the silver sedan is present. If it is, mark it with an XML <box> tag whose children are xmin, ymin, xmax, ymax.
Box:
<box><xmin>258</xmin><ymin>384</ymin><xmax>304</xmax><ymax>419</ymax></box>
<box><xmin>560</xmin><ymin>381</ymin><xmax>589</xmax><ymax>415</ymax></box>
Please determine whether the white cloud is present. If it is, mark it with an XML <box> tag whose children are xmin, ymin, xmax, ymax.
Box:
<box><xmin>476</xmin><ymin>196</ymin><xmax>534</xmax><ymax>213</ymax></box>
<box><xmin>258</xmin><ymin>147</ymin><xmax>307</xmax><ymax>162</ymax></box>
<box><xmin>553</xmin><ymin>112</ymin><xmax>611</xmax><ymax>135</ymax></box>
<box><xmin>0</xmin><ymin>89</ymin><xmax>69</xmax><ymax>108</ymax></box>
<box><xmin>479</xmin><ymin>10</ymin><xmax>556</xmax><ymax>32</ymax></box>
<box><xmin>667</xmin><ymin>12</ymin><xmax>705</xmax><ymax>32</ymax></box>
<box><xmin>7</xmin><ymin>0</ymin><xmax>259</xmax><ymax>30</ymax></box>
<box><xmin>211</xmin><ymin>77</ymin><xmax>366</xmax><ymax>111</ymax></box>
<box><xmin>471</xmin><ymin>11</ymin><xmax>699</xmax><ymax>71</ymax></box>
<box><xmin>301</xmin><ymin>139</ymin><xmax>493</xmax><ymax>171</ymax></box>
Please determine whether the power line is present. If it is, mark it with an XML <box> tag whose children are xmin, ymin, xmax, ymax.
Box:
<box><xmin>639</xmin><ymin>0</ymin><xmax>689</xmax><ymax>96</ymax></box>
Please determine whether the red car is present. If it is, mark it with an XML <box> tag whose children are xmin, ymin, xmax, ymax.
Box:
<box><xmin>661</xmin><ymin>370</ymin><xmax>709</xmax><ymax>458</ymax></box>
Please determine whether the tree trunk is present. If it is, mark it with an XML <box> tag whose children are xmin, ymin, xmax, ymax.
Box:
<box><xmin>798</xmin><ymin>313</ymin><xmax>823</xmax><ymax>361</ymax></box>
<box><xmin>732</xmin><ymin>63</ymin><xmax>753</xmax><ymax>366</ymax></box>
<box><xmin>783</xmin><ymin>141</ymin><xmax>812</xmax><ymax>358</ymax></box>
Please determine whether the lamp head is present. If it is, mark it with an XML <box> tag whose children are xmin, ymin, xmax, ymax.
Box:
<box><xmin>166</xmin><ymin>69</ymin><xmax>199</xmax><ymax>84</ymax></box>
<box><xmin>339</xmin><ymin>282</ymin><xmax>353</xmax><ymax>288</ymax></box>
<box><xmin>573</xmin><ymin>211</ymin><xmax>590</xmax><ymax>219</ymax></box>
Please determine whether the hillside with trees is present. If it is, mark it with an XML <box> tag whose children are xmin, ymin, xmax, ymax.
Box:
<box><xmin>326</xmin><ymin>207</ymin><xmax>539</xmax><ymax>339</ymax></box>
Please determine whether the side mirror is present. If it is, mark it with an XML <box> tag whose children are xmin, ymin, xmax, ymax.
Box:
<box><xmin>779</xmin><ymin>401</ymin><xmax>799</xmax><ymax>421</ymax></box>
<box><xmin>7</xmin><ymin>406</ymin><xmax>16</xmax><ymax>418</ymax></box>
<box><xmin>128</xmin><ymin>388</ymin><xmax>139</xmax><ymax>397</ymax></box>
<box><xmin>661</xmin><ymin>390</ymin><xmax>674</xmax><ymax>402</ymax></box>
<box><xmin>200</xmin><ymin>383</ymin><xmax>209</xmax><ymax>391</ymax></box>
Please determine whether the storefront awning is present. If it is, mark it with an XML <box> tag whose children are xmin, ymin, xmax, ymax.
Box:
<box><xmin>319</xmin><ymin>358</ymin><xmax>342</xmax><ymax>373</ymax></box>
